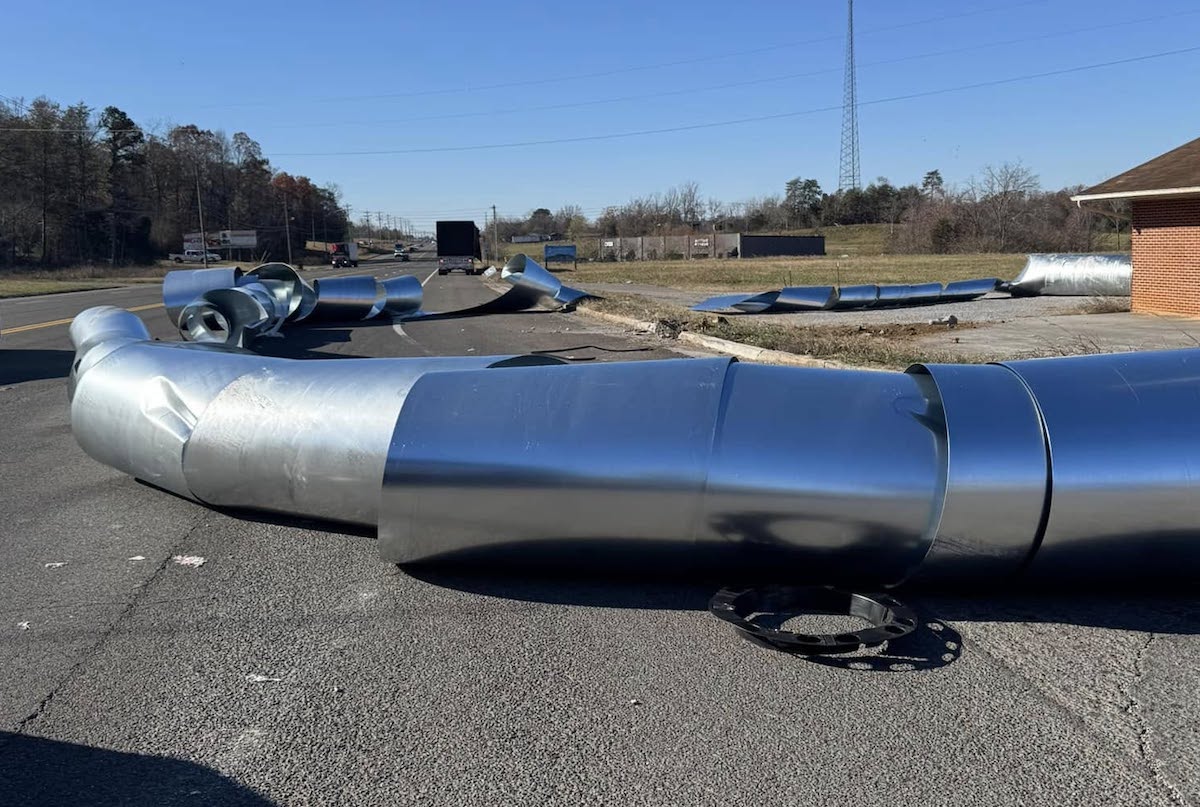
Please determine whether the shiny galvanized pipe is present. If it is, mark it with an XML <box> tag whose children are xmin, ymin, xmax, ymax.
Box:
<box><xmin>379</xmin><ymin>349</ymin><xmax>1200</xmax><ymax>583</ymax></box>
<box><xmin>69</xmin><ymin>306</ymin><xmax>560</xmax><ymax>524</ymax></box>
<box><xmin>70</xmin><ymin>305</ymin><xmax>1200</xmax><ymax>584</ymax></box>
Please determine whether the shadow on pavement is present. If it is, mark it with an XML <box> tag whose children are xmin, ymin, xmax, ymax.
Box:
<box><xmin>0</xmin><ymin>732</ymin><xmax>275</xmax><ymax>806</ymax></box>
<box><xmin>406</xmin><ymin>566</ymin><xmax>715</xmax><ymax>612</ymax></box>
<box><xmin>0</xmin><ymin>349</ymin><xmax>73</xmax><ymax>384</ymax></box>
<box><xmin>924</xmin><ymin>591</ymin><xmax>1200</xmax><ymax>636</ymax></box>
<box><xmin>248</xmin><ymin>320</ymin><xmax>398</xmax><ymax>359</ymax></box>
<box><xmin>404</xmin><ymin>564</ymin><xmax>1200</xmax><ymax>634</ymax></box>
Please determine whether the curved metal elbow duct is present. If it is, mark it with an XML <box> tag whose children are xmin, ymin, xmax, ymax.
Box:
<box><xmin>69</xmin><ymin>306</ymin><xmax>562</xmax><ymax>525</ymax></box>
<box><xmin>499</xmin><ymin>254</ymin><xmax>593</xmax><ymax>308</ymax></box>
<box><xmin>71</xmin><ymin>305</ymin><xmax>1200</xmax><ymax>585</ymax></box>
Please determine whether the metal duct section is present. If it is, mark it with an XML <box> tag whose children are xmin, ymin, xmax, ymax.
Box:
<box><xmin>379</xmin><ymin>348</ymin><xmax>1200</xmax><ymax>583</ymax></box>
<box><xmin>179</xmin><ymin>285</ymin><xmax>277</xmax><ymax>347</ymax></box>
<box><xmin>381</xmin><ymin>275</ymin><xmax>423</xmax><ymax>316</ymax></box>
<box><xmin>692</xmin><ymin>280</ymin><xmax>996</xmax><ymax>314</ymax></box>
<box><xmin>831</xmin><ymin>284</ymin><xmax>879</xmax><ymax>309</ymax></box>
<box><xmin>378</xmin><ymin>358</ymin><xmax>944</xmax><ymax>582</ymax></box>
<box><xmin>692</xmin><ymin>287</ymin><xmax>837</xmax><ymax>314</ymax></box>
<box><xmin>69</xmin><ymin>305</ymin><xmax>562</xmax><ymax>522</ymax></box>
<box><xmin>1005</xmin><ymin>253</ymin><xmax>1131</xmax><ymax>296</ymax></box>
<box><xmin>246</xmin><ymin>263</ymin><xmax>313</xmax><ymax>320</ymax></box>
<box><xmin>162</xmin><ymin>267</ymin><xmax>244</xmax><ymax>326</ymax></box>
<box><xmin>71</xmin><ymin>304</ymin><xmax>1200</xmax><ymax>584</ymax></box>
<box><xmin>499</xmin><ymin>254</ymin><xmax>592</xmax><ymax>308</ymax></box>
<box><xmin>941</xmin><ymin>277</ymin><xmax>1000</xmax><ymax>302</ymax></box>
<box><xmin>308</xmin><ymin>275</ymin><xmax>386</xmax><ymax>321</ymax></box>
<box><xmin>161</xmin><ymin>256</ymin><xmax>597</xmax><ymax>344</ymax></box>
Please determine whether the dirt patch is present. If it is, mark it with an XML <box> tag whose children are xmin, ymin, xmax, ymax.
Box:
<box><xmin>584</xmin><ymin>295</ymin><xmax>988</xmax><ymax>369</ymax></box>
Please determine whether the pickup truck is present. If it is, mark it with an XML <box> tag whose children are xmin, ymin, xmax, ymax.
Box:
<box><xmin>169</xmin><ymin>249</ymin><xmax>221</xmax><ymax>263</ymax></box>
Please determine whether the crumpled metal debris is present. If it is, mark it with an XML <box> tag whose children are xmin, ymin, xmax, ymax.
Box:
<box><xmin>162</xmin><ymin>255</ymin><xmax>597</xmax><ymax>346</ymax></box>
<box><xmin>1002</xmin><ymin>253</ymin><xmax>1131</xmax><ymax>296</ymax></box>
<box><xmin>691</xmin><ymin>279</ymin><xmax>999</xmax><ymax>313</ymax></box>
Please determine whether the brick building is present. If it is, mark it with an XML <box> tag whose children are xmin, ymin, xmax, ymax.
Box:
<box><xmin>1072</xmin><ymin>137</ymin><xmax>1200</xmax><ymax>315</ymax></box>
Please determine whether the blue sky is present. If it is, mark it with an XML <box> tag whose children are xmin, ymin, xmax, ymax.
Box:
<box><xmin>4</xmin><ymin>0</ymin><xmax>1200</xmax><ymax>230</ymax></box>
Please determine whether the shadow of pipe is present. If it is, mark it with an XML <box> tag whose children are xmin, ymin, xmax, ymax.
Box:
<box><xmin>0</xmin><ymin>731</ymin><xmax>276</xmax><ymax>806</ymax></box>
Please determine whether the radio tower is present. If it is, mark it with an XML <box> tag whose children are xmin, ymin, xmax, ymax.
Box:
<box><xmin>838</xmin><ymin>0</ymin><xmax>861</xmax><ymax>191</ymax></box>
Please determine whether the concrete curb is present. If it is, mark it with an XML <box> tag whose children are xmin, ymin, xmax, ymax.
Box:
<box><xmin>576</xmin><ymin>305</ymin><xmax>868</xmax><ymax>370</ymax></box>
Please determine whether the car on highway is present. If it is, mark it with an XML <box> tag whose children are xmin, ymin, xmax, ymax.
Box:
<box><xmin>393</xmin><ymin>244</ymin><xmax>410</xmax><ymax>261</ymax></box>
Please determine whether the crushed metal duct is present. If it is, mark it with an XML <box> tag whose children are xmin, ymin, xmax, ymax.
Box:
<box><xmin>691</xmin><ymin>279</ymin><xmax>998</xmax><ymax>314</ymax></box>
<box><xmin>71</xmin><ymin>303</ymin><xmax>1200</xmax><ymax>585</ymax></box>
<box><xmin>161</xmin><ymin>255</ymin><xmax>596</xmax><ymax>345</ymax></box>
<box><xmin>690</xmin><ymin>287</ymin><xmax>837</xmax><ymax>314</ymax></box>
<box><xmin>70</xmin><ymin>306</ymin><xmax>563</xmax><ymax>524</ymax></box>
<box><xmin>402</xmin><ymin>255</ymin><xmax>596</xmax><ymax>321</ymax></box>
<box><xmin>1003</xmin><ymin>253</ymin><xmax>1131</xmax><ymax>296</ymax></box>
<box><xmin>162</xmin><ymin>267</ymin><xmax>244</xmax><ymax>326</ymax></box>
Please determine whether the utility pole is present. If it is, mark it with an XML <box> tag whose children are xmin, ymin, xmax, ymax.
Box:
<box><xmin>283</xmin><ymin>193</ymin><xmax>293</xmax><ymax>266</ymax></box>
<box><xmin>196</xmin><ymin>172</ymin><xmax>209</xmax><ymax>269</ymax></box>
<box><xmin>363</xmin><ymin>210</ymin><xmax>373</xmax><ymax>239</ymax></box>
<box><xmin>492</xmin><ymin>204</ymin><xmax>499</xmax><ymax>264</ymax></box>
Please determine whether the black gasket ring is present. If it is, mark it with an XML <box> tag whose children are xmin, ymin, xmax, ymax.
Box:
<box><xmin>709</xmin><ymin>585</ymin><xmax>918</xmax><ymax>655</ymax></box>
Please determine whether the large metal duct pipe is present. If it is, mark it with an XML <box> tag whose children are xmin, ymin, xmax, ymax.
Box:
<box><xmin>245</xmin><ymin>263</ymin><xmax>314</xmax><ymax>320</ymax></box>
<box><xmin>501</xmin><ymin>255</ymin><xmax>591</xmax><ymax>307</ymax></box>
<box><xmin>380</xmin><ymin>275</ymin><xmax>423</xmax><ymax>316</ymax></box>
<box><xmin>379</xmin><ymin>349</ymin><xmax>1200</xmax><ymax>583</ymax></box>
<box><xmin>70</xmin><ymin>305</ymin><xmax>1200</xmax><ymax>584</ymax></box>
<box><xmin>69</xmin><ymin>306</ymin><xmax>561</xmax><ymax>524</ymax></box>
<box><xmin>307</xmin><ymin>276</ymin><xmax>387</xmax><ymax>321</ymax></box>
<box><xmin>162</xmin><ymin>267</ymin><xmax>244</xmax><ymax>327</ymax></box>
<box><xmin>178</xmin><ymin>284</ymin><xmax>281</xmax><ymax>347</ymax></box>
<box><xmin>1005</xmin><ymin>253</ymin><xmax>1131</xmax><ymax>296</ymax></box>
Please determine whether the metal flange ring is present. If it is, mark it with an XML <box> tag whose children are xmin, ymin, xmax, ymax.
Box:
<box><xmin>709</xmin><ymin>585</ymin><xmax>918</xmax><ymax>655</ymax></box>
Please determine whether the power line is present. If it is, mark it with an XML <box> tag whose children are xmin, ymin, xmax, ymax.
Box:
<box><xmin>5</xmin><ymin>9</ymin><xmax>1196</xmax><ymax>136</ymax></box>
<box><xmin>193</xmin><ymin>0</ymin><xmax>1048</xmax><ymax>110</ymax></box>
<box><xmin>267</xmin><ymin>45</ymin><xmax>1200</xmax><ymax>157</ymax></box>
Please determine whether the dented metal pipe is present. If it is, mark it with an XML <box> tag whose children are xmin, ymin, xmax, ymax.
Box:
<box><xmin>69</xmin><ymin>306</ymin><xmax>561</xmax><ymax>524</ymax></box>
<box><xmin>70</xmin><ymin>305</ymin><xmax>1200</xmax><ymax>584</ymax></box>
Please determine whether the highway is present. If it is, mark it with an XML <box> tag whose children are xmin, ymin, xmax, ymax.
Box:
<box><xmin>1</xmin><ymin>255</ymin><xmax>1197</xmax><ymax>806</ymax></box>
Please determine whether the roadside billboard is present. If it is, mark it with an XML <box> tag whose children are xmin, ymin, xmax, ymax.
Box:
<box><xmin>544</xmin><ymin>244</ymin><xmax>577</xmax><ymax>268</ymax></box>
<box><xmin>185</xmin><ymin>231</ymin><xmax>257</xmax><ymax>250</ymax></box>
<box><xmin>219</xmin><ymin>229</ymin><xmax>257</xmax><ymax>248</ymax></box>
<box><xmin>183</xmin><ymin>232</ymin><xmax>220</xmax><ymax>251</ymax></box>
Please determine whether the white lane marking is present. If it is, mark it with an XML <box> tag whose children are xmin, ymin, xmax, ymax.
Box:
<box><xmin>421</xmin><ymin>269</ymin><xmax>438</xmax><ymax>287</ymax></box>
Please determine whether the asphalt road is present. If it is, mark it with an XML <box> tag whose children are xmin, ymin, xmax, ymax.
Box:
<box><xmin>1</xmin><ymin>257</ymin><xmax>1198</xmax><ymax>806</ymax></box>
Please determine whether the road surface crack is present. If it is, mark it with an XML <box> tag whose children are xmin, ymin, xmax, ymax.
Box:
<box><xmin>4</xmin><ymin>513</ymin><xmax>209</xmax><ymax>741</ymax></box>
<box><xmin>1122</xmin><ymin>633</ymin><xmax>1187</xmax><ymax>806</ymax></box>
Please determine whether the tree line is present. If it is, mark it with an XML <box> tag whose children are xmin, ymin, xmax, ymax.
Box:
<box><xmin>0</xmin><ymin>96</ymin><xmax>351</xmax><ymax>267</ymax></box>
<box><xmin>495</xmin><ymin>166</ymin><xmax>1127</xmax><ymax>254</ymax></box>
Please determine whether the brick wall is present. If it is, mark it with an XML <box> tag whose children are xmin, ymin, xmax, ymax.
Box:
<box><xmin>1131</xmin><ymin>198</ymin><xmax>1200</xmax><ymax>315</ymax></box>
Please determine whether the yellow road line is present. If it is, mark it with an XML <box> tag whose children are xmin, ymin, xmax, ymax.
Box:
<box><xmin>1</xmin><ymin>302</ymin><xmax>162</xmax><ymax>336</ymax></box>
